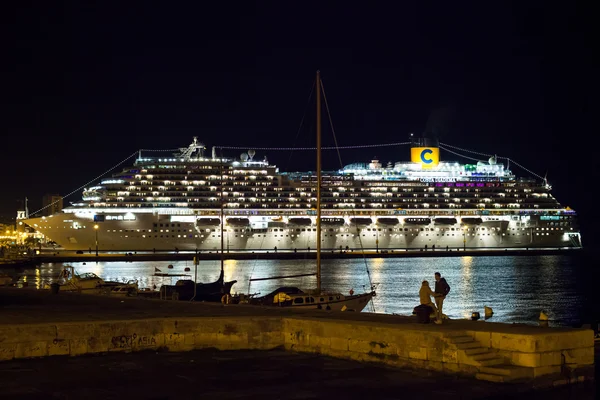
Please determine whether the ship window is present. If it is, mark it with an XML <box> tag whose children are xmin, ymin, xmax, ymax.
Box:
<box><xmin>329</xmin><ymin>296</ymin><xmax>333</xmax><ymax>301</ymax></box>
<box><xmin>293</xmin><ymin>298</ymin><xmax>304</xmax><ymax>304</ymax></box>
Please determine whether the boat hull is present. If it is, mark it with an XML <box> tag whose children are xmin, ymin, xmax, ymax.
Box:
<box><xmin>288</xmin><ymin>292</ymin><xmax>375</xmax><ymax>312</ymax></box>
<box><xmin>24</xmin><ymin>211</ymin><xmax>582</xmax><ymax>252</ymax></box>
<box><xmin>246</xmin><ymin>290</ymin><xmax>375</xmax><ymax>313</ymax></box>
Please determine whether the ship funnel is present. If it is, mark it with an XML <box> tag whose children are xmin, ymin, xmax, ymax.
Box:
<box><xmin>212</xmin><ymin>147</ymin><xmax>216</xmax><ymax>160</ymax></box>
<box><xmin>410</xmin><ymin>134</ymin><xmax>440</xmax><ymax>168</ymax></box>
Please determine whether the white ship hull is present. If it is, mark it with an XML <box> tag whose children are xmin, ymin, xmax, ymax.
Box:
<box><xmin>25</xmin><ymin>209</ymin><xmax>582</xmax><ymax>252</ymax></box>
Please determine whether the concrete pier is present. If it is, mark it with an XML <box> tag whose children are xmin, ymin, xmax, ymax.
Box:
<box><xmin>0</xmin><ymin>288</ymin><xmax>594</xmax><ymax>386</ymax></box>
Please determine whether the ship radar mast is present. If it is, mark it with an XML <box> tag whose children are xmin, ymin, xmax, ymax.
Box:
<box><xmin>175</xmin><ymin>137</ymin><xmax>206</xmax><ymax>160</ymax></box>
<box><xmin>543</xmin><ymin>173</ymin><xmax>552</xmax><ymax>190</ymax></box>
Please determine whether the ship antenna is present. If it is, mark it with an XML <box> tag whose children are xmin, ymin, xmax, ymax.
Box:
<box><xmin>316</xmin><ymin>70</ymin><xmax>322</xmax><ymax>294</ymax></box>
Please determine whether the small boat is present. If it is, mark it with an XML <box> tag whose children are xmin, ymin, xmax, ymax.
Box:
<box><xmin>48</xmin><ymin>265</ymin><xmax>138</xmax><ymax>295</ymax></box>
<box><xmin>246</xmin><ymin>286</ymin><xmax>373</xmax><ymax>311</ymax></box>
<box><xmin>108</xmin><ymin>280</ymin><xmax>139</xmax><ymax>297</ymax></box>
<box><xmin>159</xmin><ymin>268</ymin><xmax>236</xmax><ymax>301</ymax></box>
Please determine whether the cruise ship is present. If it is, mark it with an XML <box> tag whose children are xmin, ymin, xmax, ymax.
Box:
<box><xmin>23</xmin><ymin>136</ymin><xmax>582</xmax><ymax>252</ymax></box>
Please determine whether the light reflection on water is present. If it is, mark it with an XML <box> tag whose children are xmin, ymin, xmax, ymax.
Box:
<box><xmin>10</xmin><ymin>255</ymin><xmax>588</xmax><ymax>326</ymax></box>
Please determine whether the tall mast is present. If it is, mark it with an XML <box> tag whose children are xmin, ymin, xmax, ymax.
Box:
<box><xmin>316</xmin><ymin>70</ymin><xmax>322</xmax><ymax>293</ymax></box>
<box><xmin>220</xmin><ymin>157</ymin><xmax>225</xmax><ymax>272</ymax></box>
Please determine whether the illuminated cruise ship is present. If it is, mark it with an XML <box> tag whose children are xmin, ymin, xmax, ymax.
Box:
<box><xmin>23</xmin><ymin>136</ymin><xmax>582</xmax><ymax>252</ymax></box>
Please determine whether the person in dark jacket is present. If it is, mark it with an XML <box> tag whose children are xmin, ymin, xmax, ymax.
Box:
<box><xmin>434</xmin><ymin>272</ymin><xmax>451</xmax><ymax>324</ymax></box>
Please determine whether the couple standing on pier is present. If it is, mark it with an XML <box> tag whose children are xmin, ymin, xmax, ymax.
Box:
<box><xmin>420</xmin><ymin>272</ymin><xmax>451</xmax><ymax>324</ymax></box>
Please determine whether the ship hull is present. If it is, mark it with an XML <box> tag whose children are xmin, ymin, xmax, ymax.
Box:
<box><xmin>24</xmin><ymin>210</ymin><xmax>582</xmax><ymax>252</ymax></box>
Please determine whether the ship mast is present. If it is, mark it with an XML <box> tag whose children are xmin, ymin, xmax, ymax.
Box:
<box><xmin>220</xmin><ymin>156</ymin><xmax>225</xmax><ymax>273</ymax></box>
<box><xmin>316</xmin><ymin>70</ymin><xmax>322</xmax><ymax>293</ymax></box>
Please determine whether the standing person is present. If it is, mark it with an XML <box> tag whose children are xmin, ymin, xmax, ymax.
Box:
<box><xmin>434</xmin><ymin>272</ymin><xmax>451</xmax><ymax>324</ymax></box>
<box><xmin>419</xmin><ymin>280</ymin><xmax>437</xmax><ymax>314</ymax></box>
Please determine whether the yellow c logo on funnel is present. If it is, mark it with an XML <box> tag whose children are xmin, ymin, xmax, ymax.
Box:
<box><xmin>411</xmin><ymin>147</ymin><xmax>439</xmax><ymax>168</ymax></box>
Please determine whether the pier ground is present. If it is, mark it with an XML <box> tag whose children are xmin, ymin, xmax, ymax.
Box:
<box><xmin>0</xmin><ymin>348</ymin><xmax>596</xmax><ymax>400</ymax></box>
<box><xmin>0</xmin><ymin>288</ymin><xmax>595</xmax><ymax>395</ymax></box>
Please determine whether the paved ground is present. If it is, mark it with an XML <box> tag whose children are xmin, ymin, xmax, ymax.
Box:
<box><xmin>0</xmin><ymin>288</ymin><xmax>583</xmax><ymax>336</ymax></box>
<box><xmin>0</xmin><ymin>288</ymin><xmax>597</xmax><ymax>399</ymax></box>
<box><xmin>0</xmin><ymin>348</ymin><xmax>595</xmax><ymax>400</ymax></box>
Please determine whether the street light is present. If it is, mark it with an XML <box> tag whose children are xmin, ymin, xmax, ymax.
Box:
<box><xmin>94</xmin><ymin>225</ymin><xmax>99</xmax><ymax>256</ymax></box>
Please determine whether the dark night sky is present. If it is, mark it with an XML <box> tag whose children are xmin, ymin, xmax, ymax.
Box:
<box><xmin>1</xmin><ymin>2</ymin><xmax>596</xmax><ymax>238</ymax></box>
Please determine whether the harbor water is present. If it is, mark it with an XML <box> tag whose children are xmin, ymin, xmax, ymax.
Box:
<box><xmin>7</xmin><ymin>253</ymin><xmax>595</xmax><ymax>327</ymax></box>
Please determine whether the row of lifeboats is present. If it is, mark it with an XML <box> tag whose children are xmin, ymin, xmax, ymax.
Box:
<box><xmin>195</xmin><ymin>216</ymin><xmax>484</xmax><ymax>227</ymax></box>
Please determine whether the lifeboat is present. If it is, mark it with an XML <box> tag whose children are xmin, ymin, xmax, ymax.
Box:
<box><xmin>403</xmin><ymin>217</ymin><xmax>432</xmax><ymax>225</ymax></box>
<box><xmin>226</xmin><ymin>217</ymin><xmax>250</xmax><ymax>226</ymax></box>
<box><xmin>196</xmin><ymin>217</ymin><xmax>221</xmax><ymax>226</ymax></box>
<box><xmin>434</xmin><ymin>217</ymin><xmax>458</xmax><ymax>225</ymax></box>
<box><xmin>288</xmin><ymin>217</ymin><xmax>312</xmax><ymax>226</ymax></box>
<box><xmin>377</xmin><ymin>217</ymin><xmax>399</xmax><ymax>225</ymax></box>
<box><xmin>321</xmin><ymin>217</ymin><xmax>345</xmax><ymax>226</ymax></box>
<box><xmin>350</xmin><ymin>217</ymin><xmax>372</xmax><ymax>226</ymax></box>
<box><xmin>461</xmin><ymin>217</ymin><xmax>483</xmax><ymax>225</ymax></box>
